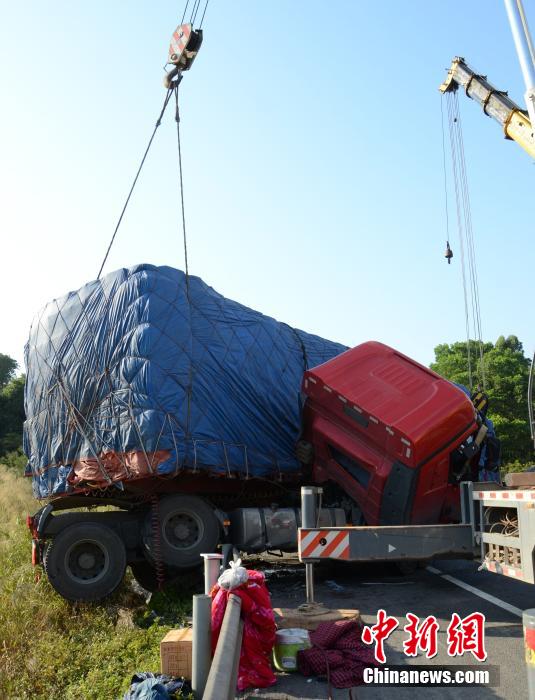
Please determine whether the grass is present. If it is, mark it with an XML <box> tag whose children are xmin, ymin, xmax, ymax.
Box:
<box><xmin>0</xmin><ymin>465</ymin><xmax>193</xmax><ymax>700</ymax></box>
<box><xmin>2</xmin><ymin>451</ymin><xmax>529</xmax><ymax>699</ymax></box>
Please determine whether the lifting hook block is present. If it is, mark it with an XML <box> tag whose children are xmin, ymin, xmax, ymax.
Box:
<box><xmin>164</xmin><ymin>23</ymin><xmax>203</xmax><ymax>86</ymax></box>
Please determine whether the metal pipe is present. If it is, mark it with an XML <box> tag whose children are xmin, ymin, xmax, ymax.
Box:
<box><xmin>203</xmin><ymin>594</ymin><xmax>243</xmax><ymax>700</ymax></box>
<box><xmin>301</xmin><ymin>486</ymin><xmax>319</xmax><ymax>604</ymax></box>
<box><xmin>201</xmin><ymin>553</ymin><xmax>223</xmax><ymax>594</ymax></box>
<box><xmin>220</xmin><ymin>543</ymin><xmax>235</xmax><ymax>571</ymax></box>
<box><xmin>528</xmin><ymin>349</ymin><xmax>535</xmax><ymax>447</ymax></box>
<box><xmin>305</xmin><ymin>563</ymin><xmax>315</xmax><ymax>604</ymax></box>
<box><xmin>504</xmin><ymin>0</ymin><xmax>535</xmax><ymax>127</ymax></box>
<box><xmin>301</xmin><ymin>486</ymin><xmax>317</xmax><ymax>529</ymax></box>
<box><xmin>505</xmin><ymin>0</ymin><xmax>535</xmax><ymax>89</ymax></box>
<box><xmin>192</xmin><ymin>594</ymin><xmax>212</xmax><ymax>699</ymax></box>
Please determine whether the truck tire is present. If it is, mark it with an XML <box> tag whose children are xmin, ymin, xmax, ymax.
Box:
<box><xmin>144</xmin><ymin>495</ymin><xmax>220</xmax><ymax>569</ymax></box>
<box><xmin>43</xmin><ymin>523</ymin><xmax>126</xmax><ymax>602</ymax></box>
<box><xmin>130</xmin><ymin>561</ymin><xmax>163</xmax><ymax>592</ymax></box>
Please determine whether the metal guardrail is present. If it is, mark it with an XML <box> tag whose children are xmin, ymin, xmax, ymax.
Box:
<box><xmin>203</xmin><ymin>593</ymin><xmax>243</xmax><ymax>700</ymax></box>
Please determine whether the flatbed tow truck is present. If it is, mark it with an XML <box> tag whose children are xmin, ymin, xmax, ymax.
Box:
<box><xmin>299</xmin><ymin>480</ymin><xmax>535</xmax><ymax>592</ymax></box>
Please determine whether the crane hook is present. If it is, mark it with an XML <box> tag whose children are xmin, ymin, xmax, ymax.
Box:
<box><xmin>444</xmin><ymin>241</ymin><xmax>453</xmax><ymax>264</ymax></box>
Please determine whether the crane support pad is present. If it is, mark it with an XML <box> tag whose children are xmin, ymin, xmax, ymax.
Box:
<box><xmin>298</xmin><ymin>524</ymin><xmax>475</xmax><ymax>562</ymax></box>
<box><xmin>24</xmin><ymin>264</ymin><xmax>346</xmax><ymax>498</ymax></box>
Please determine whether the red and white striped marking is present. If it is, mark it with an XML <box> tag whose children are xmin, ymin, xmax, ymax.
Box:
<box><xmin>483</xmin><ymin>560</ymin><xmax>524</xmax><ymax>580</ymax></box>
<box><xmin>169</xmin><ymin>23</ymin><xmax>192</xmax><ymax>62</ymax></box>
<box><xmin>298</xmin><ymin>529</ymin><xmax>350</xmax><ymax>561</ymax></box>
<box><xmin>474</xmin><ymin>490</ymin><xmax>535</xmax><ymax>502</ymax></box>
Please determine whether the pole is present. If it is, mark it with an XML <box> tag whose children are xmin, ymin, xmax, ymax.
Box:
<box><xmin>301</xmin><ymin>486</ymin><xmax>319</xmax><ymax>604</ymax></box>
<box><xmin>192</xmin><ymin>594</ymin><xmax>212</xmax><ymax>699</ymax></box>
<box><xmin>504</xmin><ymin>0</ymin><xmax>535</xmax><ymax>128</ymax></box>
<box><xmin>201</xmin><ymin>553</ymin><xmax>223</xmax><ymax>594</ymax></box>
<box><xmin>203</xmin><ymin>594</ymin><xmax>243</xmax><ymax>700</ymax></box>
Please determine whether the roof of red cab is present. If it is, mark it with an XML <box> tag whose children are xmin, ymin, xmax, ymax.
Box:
<box><xmin>304</xmin><ymin>341</ymin><xmax>475</xmax><ymax>450</ymax></box>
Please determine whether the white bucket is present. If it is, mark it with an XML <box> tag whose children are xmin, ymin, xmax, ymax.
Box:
<box><xmin>273</xmin><ymin>628</ymin><xmax>311</xmax><ymax>672</ymax></box>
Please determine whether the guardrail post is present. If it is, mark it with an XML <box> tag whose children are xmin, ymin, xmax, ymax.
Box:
<box><xmin>201</xmin><ymin>553</ymin><xmax>223</xmax><ymax>594</ymax></box>
<box><xmin>192</xmin><ymin>593</ymin><xmax>212</xmax><ymax>698</ymax></box>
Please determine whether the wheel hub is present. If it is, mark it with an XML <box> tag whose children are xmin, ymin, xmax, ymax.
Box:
<box><xmin>164</xmin><ymin>511</ymin><xmax>204</xmax><ymax>550</ymax></box>
<box><xmin>64</xmin><ymin>540</ymin><xmax>109</xmax><ymax>584</ymax></box>
<box><xmin>78</xmin><ymin>552</ymin><xmax>96</xmax><ymax>569</ymax></box>
<box><xmin>173</xmin><ymin>523</ymin><xmax>191</xmax><ymax>540</ymax></box>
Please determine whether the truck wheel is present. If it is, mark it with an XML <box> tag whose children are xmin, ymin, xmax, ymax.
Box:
<box><xmin>144</xmin><ymin>495</ymin><xmax>220</xmax><ymax>569</ymax></box>
<box><xmin>130</xmin><ymin>561</ymin><xmax>163</xmax><ymax>592</ymax></box>
<box><xmin>43</xmin><ymin>523</ymin><xmax>126</xmax><ymax>602</ymax></box>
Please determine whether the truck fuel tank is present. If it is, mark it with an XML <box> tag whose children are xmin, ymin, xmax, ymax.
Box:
<box><xmin>229</xmin><ymin>506</ymin><xmax>345</xmax><ymax>553</ymax></box>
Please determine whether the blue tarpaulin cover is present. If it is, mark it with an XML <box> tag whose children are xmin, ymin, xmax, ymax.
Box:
<box><xmin>24</xmin><ymin>265</ymin><xmax>346</xmax><ymax>499</ymax></box>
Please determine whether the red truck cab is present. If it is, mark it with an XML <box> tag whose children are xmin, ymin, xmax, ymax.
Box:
<box><xmin>302</xmin><ymin>341</ymin><xmax>478</xmax><ymax>526</ymax></box>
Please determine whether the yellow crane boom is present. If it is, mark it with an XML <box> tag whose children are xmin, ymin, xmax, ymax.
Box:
<box><xmin>439</xmin><ymin>56</ymin><xmax>535</xmax><ymax>159</ymax></box>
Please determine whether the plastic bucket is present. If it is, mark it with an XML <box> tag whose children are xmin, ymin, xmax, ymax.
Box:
<box><xmin>272</xmin><ymin>628</ymin><xmax>311</xmax><ymax>672</ymax></box>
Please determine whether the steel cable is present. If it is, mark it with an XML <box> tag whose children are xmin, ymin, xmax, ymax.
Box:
<box><xmin>446</xmin><ymin>92</ymin><xmax>473</xmax><ymax>389</ymax></box>
<box><xmin>190</xmin><ymin>0</ymin><xmax>202</xmax><ymax>25</ymax></box>
<box><xmin>440</xmin><ymin>98</ymin><xmax>451</xmax><ymax>246</ymax></box>
<box><xmin>452</xmin><ymin>93</ymin><xmax>486</xmax><ymax>388</ymax></box>
<box><xmin>180</xmin><ymin>0</ymin><xmax>191</xmax><ymax>24</ymax></box>
<box><xmin>199</xmin><ymin>0</ymin><xmax>211</xmax><ymax>28</ymax></box>
<box><xmin>96</xmin><ymin>88</ymin><xmax>175</xmax><ymax>280</ymax></box>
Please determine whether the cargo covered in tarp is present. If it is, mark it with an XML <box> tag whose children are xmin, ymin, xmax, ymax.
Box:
<box><xmin>24</xmin><ymin>264</ymin><xmax>346</xmax><ymax>498</ymax></box>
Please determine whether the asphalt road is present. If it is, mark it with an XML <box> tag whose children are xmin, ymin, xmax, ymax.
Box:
<box><xmin>237</xmin><ymin>556</ymin><xmax>531</xmax><ymax>700</ymax></box>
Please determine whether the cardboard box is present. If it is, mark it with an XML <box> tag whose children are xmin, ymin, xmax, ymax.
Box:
<box><xmin>160</xmin><ymin>628</ymin><xmax>193</xmax><ymax>678</ymax></box>
<box><xmin>273</xmin><ymin>607</ymin><xmax>360</xmax><ymax>631</ymax></box>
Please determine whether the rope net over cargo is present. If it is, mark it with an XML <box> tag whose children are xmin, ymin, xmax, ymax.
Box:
<box><xmin>24</xmin><ymin>265</ymin><xmax>346</xmax><ymax>499</ymax></box>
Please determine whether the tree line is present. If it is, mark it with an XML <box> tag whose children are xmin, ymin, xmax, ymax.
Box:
<box><xmin>430</xmin><ymin>335</ymin><xmax>533</xmax><ymax>465</ymax></box>
<box><xmin>0</xmin><ymin>336</ymin><xmax>533</xmax><ymax>468</ymax></box>
<box><xmin>0</xmin><ymin>354</ymin><xmax>25</xmax><ymax>458</ymax></box>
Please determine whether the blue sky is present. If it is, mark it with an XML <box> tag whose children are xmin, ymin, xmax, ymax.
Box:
<box><xmin>1</xmin><ymin>1</ymin><xmax>533</xmax><ymax>370</ymax></box>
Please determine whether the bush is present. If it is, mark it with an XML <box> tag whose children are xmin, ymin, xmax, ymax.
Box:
<box><xmin>0</xmin><ymin>432</ymin><xmax>23</xmax><ymax>456</ymax></box>
<box><xmin>0</xmin><ymin>465</ymin><xmax>192</xmax><ymax>700</ymax></box>
<box><xmin>2</xmin><ymin>447</ymin><xmax>27</xmax><ymax>473</ymax></box>
<box><xmin>501</xmin><ymin>459</ymin><xmax>535</xmax><ymax>475</ymax></box>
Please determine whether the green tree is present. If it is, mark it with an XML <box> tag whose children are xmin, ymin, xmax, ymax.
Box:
<box><xmin>0</xmin><ymin>353</ymin><xmax>17</xmax><ymax>389</ymax></box>
<box><xmin>0</xmin><ymin>353</ymin><xmax>25</xmax><ymax>457</ymax></box>
<box><xmin>430</xmin><ymin>336</ymin><xmax>532</xmax><ymax>462</ymax></box>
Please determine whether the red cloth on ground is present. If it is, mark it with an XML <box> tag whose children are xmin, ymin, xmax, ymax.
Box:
<box><xmin>211</xmin><ymin>570</ymin><xmax>277</xmax><ymax>692</ymax></box>
<box><xmin>297</xmin><ymin>618</ymin><xmax>377</xmax><ymax>688</ymax></box>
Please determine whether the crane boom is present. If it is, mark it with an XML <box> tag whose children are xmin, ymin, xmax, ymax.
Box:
<box><xmin>439</xmin><ymin>56</ymin><xmax>535</xmax><ymax>159</ymax></box>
